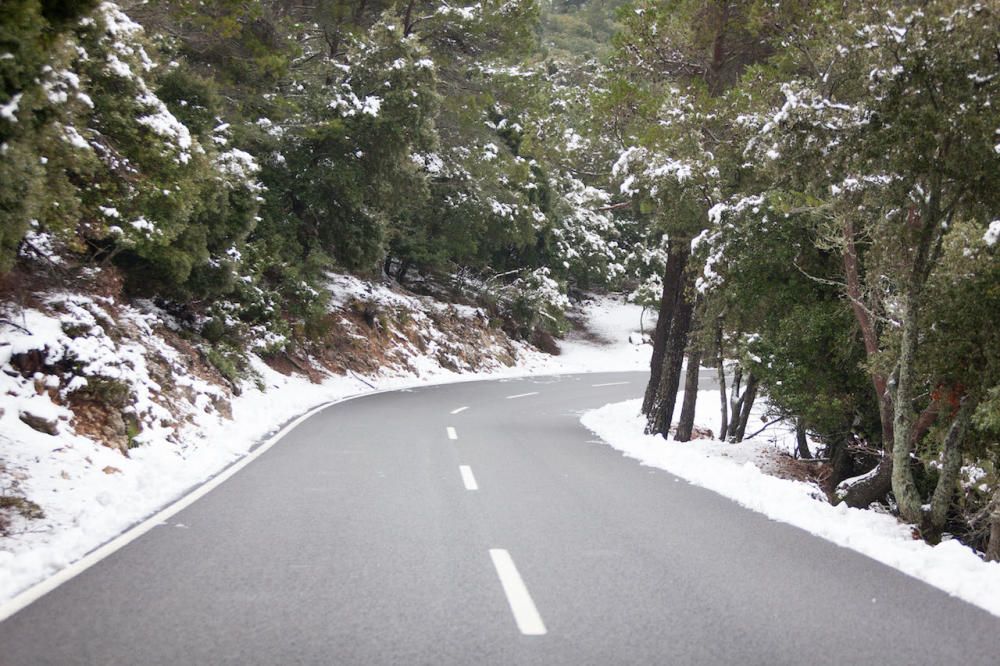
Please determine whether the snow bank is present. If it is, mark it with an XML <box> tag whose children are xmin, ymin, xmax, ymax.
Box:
<box><xmin>582</xmin><ymin>397</ymin><xmax>1000</xmax><ymax>617</ymax></box>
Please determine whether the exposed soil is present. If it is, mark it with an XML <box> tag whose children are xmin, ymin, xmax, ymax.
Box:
<box><xmin>0</xmin><ymin>463</ymin><xmax>44</xmax><ymax>537</ymax></box>
<box><xmin>768</xmin><ymin>452</ymin><xmax>832</xmax><ymax>494</ymax></box>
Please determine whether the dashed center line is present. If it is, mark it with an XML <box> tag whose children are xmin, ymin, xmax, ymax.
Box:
<box><xmin>489</xmin><ymin>549</ymin><xmax>547</xmax><ymax>636</ymax></box>
<box><xmin>459</xmin><ymin>465</ymin><xmax>478</xmax><ymax>490</ymax></box>
<box><xmin>591</xmin><ymin>381</ymin><xmax>630</xmax><ymax>387</ymax></box>
<box><xmin>446</xmin><ymin>426</ymin><xmax>458</xmax><ymax>440</ymax></box>
<box><xmin>450</xmin><ymin>406</ymin><xmax>469</xmax><ymax>414</ymax></box>
<box><xmin>505</xmin><ymin>391</ymin><xmax>539</xmax><ymax>400</ymax></box>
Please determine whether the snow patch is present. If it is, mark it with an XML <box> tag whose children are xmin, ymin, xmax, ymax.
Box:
<box><xmin>984</xmin><ymin>220</ymin><xmax>1000</xmax><ymax>247</ymax></box>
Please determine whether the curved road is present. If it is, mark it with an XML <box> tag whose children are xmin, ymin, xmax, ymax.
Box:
<box><xmin>1</xmin><ymin>372</ymin><xmax>997</xmax><ymax>664</ymax></box>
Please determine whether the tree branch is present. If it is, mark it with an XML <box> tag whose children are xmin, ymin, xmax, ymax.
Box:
<box><xmin>743</xmin><ymin>417</ymin><xmax>784</xmax><ymax>440</ymax></box>
<box><xmin>594</xmin><ymin>201</ymin><xmax>632</xmax><ymax>212</ymax></box>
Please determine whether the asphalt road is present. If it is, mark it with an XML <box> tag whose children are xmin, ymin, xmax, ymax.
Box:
<box><xmin>1</xmin><ymin>371</ymin><xmax>998</xmax><ymax>664</ymax></box>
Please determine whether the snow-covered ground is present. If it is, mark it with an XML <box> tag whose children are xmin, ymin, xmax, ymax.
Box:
<box><xmin>582</xmin><ymin>396</ymin><xmax>1000</xmax><ymax>617</ymax></box>
<box><xmin>0</xmin><ymin>290</ymin><xmax>642</xmax><ymax>605</ymax></box>
<box><xmin>555</xmin><ymin>293</ymin><xmax>652</xmax><ymax>372</ymax></box>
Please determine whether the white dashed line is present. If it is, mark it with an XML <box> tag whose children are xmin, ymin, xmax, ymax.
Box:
<box><xmin>591</xmin><ymin>381</ymin><xmax>630</xmax><ymax>387</ymax></box>
<box><xmin>489</xmin><ymin>549</ymin><xmax>547</xmax><ymax>636</ymax></box>
<box><xmin>505</xmin><ymin>392</ymin><xmax>539</xmax><ymax>400</ymax></box>
<box><xmin>447</xmin><ymin>426</ymin><xmax>458</xmax><ymax>440</ymax></box>
<box><xmin>459</xmin><ymin>465</ymin><xmax>479</xmax><ymax>490</ymax></box>
<box><xmin>450</xmin><ymin>406</ymin><xmax>469</xmax><ymax>414</ymax></box>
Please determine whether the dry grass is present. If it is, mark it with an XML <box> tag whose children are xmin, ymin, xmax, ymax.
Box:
<box><xmin>769</xmin><ymin>452</ymin><xmax>833</xmax><ymax>498</ymax></box>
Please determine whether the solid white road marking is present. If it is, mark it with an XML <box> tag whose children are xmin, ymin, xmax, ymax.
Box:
<box><xmin>591</xmin><ymin>381</ymin><xmax>630</xmax><ymax>387</ymax></box>
<box><xmin>505</xmin><ymin>392</ymin><xmax>539</xmax><ymax>400</ymax></box>
<box><xmin>489</xmin><ymin>549</ymin><xmax>547</xmax><ymax>636</ymax></box>
<box><xmin>459</xmin><ymin>465</ymin><xmax>479</xmax><ymax>490</ymax></box>
<box><xmin>447</xmin><ymin>426</ymin><xmax>458</xmax><ymax>440</ymax></box>
<box><xmin>450</xmin><ymin>406</ymin><xmax>469</xmax><ymax>414</ymax></box>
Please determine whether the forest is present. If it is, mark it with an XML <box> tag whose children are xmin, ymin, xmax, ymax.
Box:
<box><xmin>1</xmin><ymin>0</ymin><xmax>998</xmax><ymax>558</ymax></box>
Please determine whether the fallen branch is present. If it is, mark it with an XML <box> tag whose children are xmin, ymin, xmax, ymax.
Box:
<box><xmin>594</xmin><ymin>201</ymin><xmax>632</xmax><ymax>212</ymax></box>
<box><xmin>742</xmin><ymin>417</ymin><xmax>784</xmax><ymax>440</ymax></box>
<box><xmin>349</xmin><ymin>370</ymin><xmax>376</xmax><ymax>389</ymax></box>
<box><xmin>0</xmin><ymin>318</ymin><xmax>31</xmax><ymax>335</ymax></box>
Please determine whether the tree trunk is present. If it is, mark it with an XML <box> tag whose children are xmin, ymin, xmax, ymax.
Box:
<box><xmin>843</xmin><ymin>218</ymin><xmax>894</xmax><ymax>447</ymax></box>
<box><xmin>705</xmin><ymin>1</ymin><xmax>730</xmax><ymax>95</ymax></box>
<box><xmin>642</xmin><ymin>242</ymin><xmax>689</xmax><ymax>415</ymax></box>
<box><xmin>889</xmin><ymin>191</ymin><xmax>946</xmax><ymax>526</ymax></box>
<box><xmin>986</xmin><ymin>490</ymin><xmax>1000</xmax><ymax>562</ymax></box>
<box><xmin>716</xmin><ymin>319</ymin><xmax>728</xmax><ymax>442</ymax></box>
<box><xmin>828</xmin><ymin>436</ymin><xmax>856</xmax><ymax>491</ymax></box>
<box><xmin>675</xmin><ymin>343</ymin><xmax>702</xmax><ymax>442</ymax></box>
<box><xmin>838</xmin><ymin>219</ymin><xmax>894</xmax><ymax>507</ymax></box>
<box><xmin>846</xmin><ymin>399</ymin><xmax>940</xmax><ymax>510</ymax></box>
<box><xmin>402</xmin><ymin>0</ymin><xmax>418</xmax><ymax>35</ymax></box>
<box><xmin>645</xmin><ymin>273</ymin><xmax>696</xmax><ymax>438</ymax></box>
<box><xmin>795</xmin><ymin>419</ymin><xmax>812</xmax><ymax>459</ymax></box>
<box><xmin>891</xmin><ymin>291</ymin><xmax>925</xmax><ymax>524</ymax></box>
<box><xmin>837</xmin><ymin>455</ymin><xmax>893</xmax><ymax>508</ymax></box>
<box><xmin>734</xmin><ymin>373</ymin><xmax>758</xmax><ymax>442</ymax></box>
<box><xmin>890</xmin><ymin>201</ymin><xmax>942</xmax><ymax>525</ymax></box>
<box><xmin>928</xmin><ymin>398</ymin><xmax>975</xmax><ymax>537</ymax></box>
<box><xmin>396</xmin><ymin>258</ymin><xmax>412</xmax><ymax>285</ymax></box>
<box><xmin>726</xmin><ymin>365</ymin><xmax>743</xmax><ymax>441</ymax></box>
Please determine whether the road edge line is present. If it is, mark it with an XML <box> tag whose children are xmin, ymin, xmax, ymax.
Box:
<box><xmin>0</xmin><ymin>396</ymin><xmax>350</xmax><ymax>623</ymax></box>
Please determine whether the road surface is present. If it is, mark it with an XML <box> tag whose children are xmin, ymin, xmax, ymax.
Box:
<box><xmin>1</xmin><ymin>371</ymin><xmax>997</xmax><ymax>664</ymax></box>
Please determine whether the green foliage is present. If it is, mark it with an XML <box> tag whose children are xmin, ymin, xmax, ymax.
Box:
<box><xmin>706</xmin><ymin>198</ymin><xmax>879</xmax><ymax>441</ymax></box>
<box><xmin>0</xmin><ymin>0</ymin><xmax>625</xmax><ymax>363</ymax></box>
<box><xmin>503</xmin><ymin>267</ymin><xmax>570</xmax><ymax>338</ymax></box>
<box><xmin>206</xmin><ymin>345</ymin><xmax>242</xmax><ymax>384</ymax></box>
<box><xmin>156</xmin><ymin>66</ymin><xmax>223</xmax><ymax>136</ymax></box>
<box><xmin>71</xmin><ymin>377</ymin><xmax>131</xmax><ymax>408</ymax></box>
<box><xmin>541</xmin><ymin>0</ymin><xmax>624</xmax><ymax>60</ymax></box>
<box><xmin>273</xmin><ymin>19</ymin><xmax>439</xmax><ymax>272</ymax></box>
<box><xmin>0</xmin><ymin>0</ymin><xmax>98</xmax><ymax>271</ymax></box>
<box><xmin>134</xmin><ymin>0</ymin><xmax>296</xmax><ymax>90</ymax></box>
<box><xmin>0</xmin><ymin>2</ymin><xmax>263</xmax><ymax>303</ymax></box>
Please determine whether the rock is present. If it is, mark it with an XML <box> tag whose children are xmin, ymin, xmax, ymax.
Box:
<box><xmin>19</xmin><ymin>410</ymin><xmax>59</xmax><ymax>436</ymax></box>
<box><xmin>10</xmin><ymin>350</ymin><xmax>45</xmax><ymax>377</ymax></box>
<box><xmin>104</xmin><ymin>412</ymin><xmax>130</xmax><ymax>456</ymax></box>
<box><xmin>102</xmin><ymin>466</ymin><xmax>122</xmax><ymax>475</ymax></box>
<box><xmin>66</xmin><ymin>399</ymin><xmax>131</xmax><ymax>454</ymax></box>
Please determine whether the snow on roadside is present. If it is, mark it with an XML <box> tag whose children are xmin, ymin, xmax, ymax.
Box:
<box><xmin>582</xmin><ymin>396</ymin><xmax>1000</xmax><ymax>618</ymax></box>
